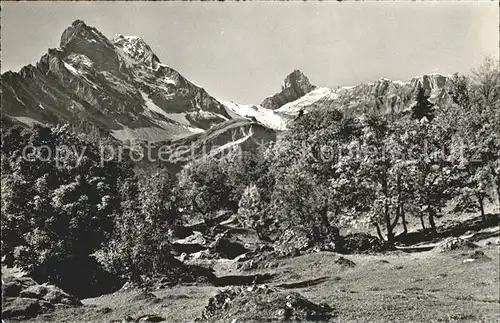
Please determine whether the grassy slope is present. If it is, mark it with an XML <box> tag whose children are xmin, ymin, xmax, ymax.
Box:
<box><xmin>5</xmin><ymin>213</ymin><xmax>499</xmax><ymax>322</ymax></box>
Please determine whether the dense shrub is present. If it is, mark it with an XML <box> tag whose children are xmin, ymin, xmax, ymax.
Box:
<box><xmin>95</xmin><ymin>169</ymin><xmax>180</xmax><ymax>284</ymax></box>
<box><xmin>1</xmin><ymin>124</ymin><xmax>134</xmax><ymax>295</ymax></box>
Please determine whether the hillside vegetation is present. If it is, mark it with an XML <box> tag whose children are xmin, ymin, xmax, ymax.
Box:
<box><xmin>1</xmin><ymin>59</ymin><xmax>499</xmax><ymax>322</ymax></box>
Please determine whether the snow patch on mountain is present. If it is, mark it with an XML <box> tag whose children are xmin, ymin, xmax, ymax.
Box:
<box><xmin>113</xmin><ymin>35</ymin><xmax>157</xmax><ymax>67</ymax></box>
<box><xmin>206</xmin><ymin>126</ymin><xmax>254</xmax><ymax>158</ymax></box>
<box><xmin>165</xmin><ymin>112</ymin><xmax>190</xmax><ymax>125</ymax></box>
<box><xmin>63</xmin><ymin>62</ymin><xmax>79</xmax><ymax>76</ymax></box>
<box><xmin>140</xmin><ymin>91</ymin><xmax>170</xmax><ymax>119</ymax></box>
<box><xmin>13</xmin><ymin>116</ymin><xmax>43</xmax><ymax>126</ymax></box>
<box><xmin>221</xmin><ymin>100</ymin><xmax>287</xmax><ymax>131</ymax></box>
<box><xmin>66</xmin><ymin>53</ymin><xmax>94</xmax><ymax>69</ymax></box>
<box><xmin>276</xmin><ymin>87</ymin><xmax>338</xmax><ymax>115</ymax></box>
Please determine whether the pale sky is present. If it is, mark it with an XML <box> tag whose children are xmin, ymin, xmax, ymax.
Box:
<box><xmin>1</xmin><ymin>2</ymin><xmax>498</xmax><ymax>104</ymax></box>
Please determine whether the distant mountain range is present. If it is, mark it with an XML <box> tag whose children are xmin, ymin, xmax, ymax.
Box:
<box><xmin>1</xmin><ymin>20</ymin><xmax>454</xmax><ymax>164</ymax></box>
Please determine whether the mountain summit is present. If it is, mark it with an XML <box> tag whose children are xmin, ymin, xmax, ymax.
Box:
<box><xmin>2</xmin><ymin>19</ymin><xmax>455</xmax><ymax>147</ymax></box>
<box><xmin>261</xmin><ymin>69</ymin><xmax>315</xmax><ymax>110</ymax></box>
<box><xmin>1</xmin><ymin>20</ymin><xmax>233</xmax><ymax>142</ymax></box>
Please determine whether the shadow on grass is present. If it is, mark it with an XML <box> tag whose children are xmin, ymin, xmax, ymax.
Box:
<box><xmin>275</xmin><ymin>276</ymin><xmax>330</xmax><ymax>289</ymax></box>
<box><xmin>395</xmin><ymin>213</ymin><xmax>499</xmax><ymax>246</ymax></box>
<box><xmin>212</xmin><ymin>273</ymin><xmax>275</xmax><ymax>287</ymax></box>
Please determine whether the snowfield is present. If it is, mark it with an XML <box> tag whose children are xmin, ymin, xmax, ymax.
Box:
<box><xmin>276</xmin><ymin>87</ymin><xmax>338</xmax><ymax>115</ymax></box>
<box><xmin>221</xmin><ymin>100</ymin><xmax>287</xmax><ymax>130</ymax></box>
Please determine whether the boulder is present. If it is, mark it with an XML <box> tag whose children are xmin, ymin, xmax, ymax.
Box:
<box><xmin>435</xmin><ymin>237</ymin><xmax>478</xmax><ymax>253</ymax></box>
<box><xmin>19</xmin><ymin>283</ymin><xmax>81</xmax><ymax>306</ymax></box>
<box><xmin>2</xmin><ymin>276</ymin><xmax>37</xmax><ymax>298</ymax></box>
<box><xmin>209</xmin><ymin>231</ymin><xmax>249</xmax><ymax>259</ymax></box>
<box><xmin>200</xmin><ymin>285</ymin><xmax>334</xmax><ymax>322</ymax></box>
<box><xmin>171</xmin><ymin>231</ymin><xmax>208</xmax><ymax>256</ymax></box>
<box><xmin>273</xmin><ymin>227</ymin><xmax>313</xmax><ymax>257</ymax></box>
<box><xmin>336</xmin><ymin>233</ymin><xmax>392</xmax><ymax>254</ymax></box>
<box><xmin>334</xmin><ymin>256</ymin><xmax>356</xmax><ymax>268</ymax></box>
<box><xmin>173</xmin><ymin>231</ymin><xmax>207</xmax><ymax>246</ymax></box>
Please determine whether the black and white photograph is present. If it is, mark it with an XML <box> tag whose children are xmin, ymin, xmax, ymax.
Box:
<box><xmin>1</xmin><ymin>1</ymin><xmax>499</xmax><ymax>322</ymax></box>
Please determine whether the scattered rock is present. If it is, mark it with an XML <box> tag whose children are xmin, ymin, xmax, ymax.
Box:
<box><xmin>120</xmin><ymin>315</ymin><xmax>135</xmax><ymax>323</ymax></box>
<box><xmin>1</xmin><ymin>277</ymin><xmax>80</xmax><ymax>319</ymax></box>
<box><xmin>274</xmin><ymin>227</ymin><xmax>313</xmax><ymax>257</ymax></box>
<box><xmin>334</xmin><ymin>256</ymin><xmax>356</xmax><ymax>268</ymax></box>
<box><xmin>99</xmin><ymin>307</ymin><xmax>113</xmax><ymax>314</ymax></box>
<box><xmin>2</xmin><ymin>276</ymin><xmax>37</xmax><ymax>297</ymax></box>
<box><xmin>484</xmin><ymin>241</ymin><xmax>492</xmax><ymax>246</ymax></box>
<box><xmin>19</xmin><ymin>283</ymin><xmax>81</xmax><ymax>306</ymax></box>
<box><xmin>199</xmin><ymin>285</ymin><xmax>334</xmax><ymax>322</ymax></box>
<box><xmin>2</xmin><ymin>297</ymin><xmax>43</xmax><ymax>319</ymax></box>
<box><xmin>435</xmin><ymin>237</ymin><xmax>478</xmax><ymax>253</ymax></box>
<box><xmin>209</xmin><ymin>231</ymin><xmax>249</xmax><ymax>259</ymax></box>
<box><xmin>132</xmin><ymin>291</ymin><xmax>158</xmax><ymax>302</ymax></box>
<box><xmin>462</xmin><ymin>250</ymin><xmax>491</xmax><ymax>263</ymax></box>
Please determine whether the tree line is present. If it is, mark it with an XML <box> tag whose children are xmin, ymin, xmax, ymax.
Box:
<box><xmin>1</xmin><ymin>59</ymin><xmax>498</xmax><ymax>290</ymax></box>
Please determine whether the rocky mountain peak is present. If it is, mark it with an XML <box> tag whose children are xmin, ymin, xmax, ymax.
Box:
<box><xmin>60</xmin><ymin>20</ymin><xmax>111</xmax><ymax>49</ymax></box>
<box><xmin>262</xmin><ymin>69</ymin><xmax>316</xmax><ymax>110</ymax></box>
<box><xmin>1</xmin><ymin>19</ymin><xmax>236</xmax><ymax>144</ymax></box>
<box><xmin>58</xmin><ymin>20</ymin><xmax>120</xmax><ymax>75</ymax></box>
<box><xmin>112</xmin><ymin>35</ymin><xmax>160</xmax><ymax>69</ymax></box>
<box><xmin>282</xmin><ymin>69</ymin><xmax>313</xmax><ymax>92</ymax></box>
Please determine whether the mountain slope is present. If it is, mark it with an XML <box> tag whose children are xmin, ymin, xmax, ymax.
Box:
<box><xmin>142</xmin><ymin>118</ymin><xmax>277</xmax><ymax>172</ymax></box>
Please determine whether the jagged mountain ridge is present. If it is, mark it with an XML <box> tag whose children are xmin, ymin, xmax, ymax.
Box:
<box><xmin>1</xmin><ymin>20</ymin><xmax>233</xmax><ymax>143</ymax></box>
<box><xmin>2</xmin><ymin>19</ymin><xmax>455</xmax><ymax>153</ymax></box>
<box><xmin>273</xmin><ymin>73</ymin><xmax>451</xmax><ymax>119</ymax></box>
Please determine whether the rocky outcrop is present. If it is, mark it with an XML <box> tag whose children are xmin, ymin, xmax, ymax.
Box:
<box><xmin>261</xmin><ymin>70</ymin><xmax>315</xmax><ymax>110</ymax></box>
<box><xmin>435</xmin><ymin>237</ymin><xmax>479</xmax><ymax>253</ymax></box>
<box><xmin>276</xmin><ymin>74</ymin><xmax>452</xmax><ymax>120</ymax></box>
<box><xmin>1</xmin><ymin>276</ymin><xmax>81</xmax><ymax>320</ymax></box>
<box><xmin>335</xmin><ymin>74</ymin><xmax>450</xmax><ymax>117</ymax></box>
<box><xmin>200</xmin><ymin>285</ymin><xmax>334</xmax><ymax>322</ymax></box>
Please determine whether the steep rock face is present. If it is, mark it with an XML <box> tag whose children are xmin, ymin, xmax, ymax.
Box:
<box><xmin>276</xmin><ymin>74</ymin><xmax>452</xmax><ymax>119</ymax></box>
<box><xmin>60</xmin><ymin>20</ymin><xmax>122</xmax><ymax>76</ymax></box>
<box><xmin>335</xmin><ymin>74</ymin><xmax>451</xmax><ymax>117</ymax></box>
<box><xmin>261</xmin><ymin>70</ymin><xmax>315</xmax><ymax>110</ymax></box>
<box><xmin>1</xmin><ymin>20</ymin><xmax>231</xmax><ymax>143</ymax></box>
